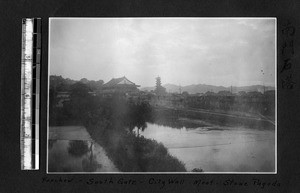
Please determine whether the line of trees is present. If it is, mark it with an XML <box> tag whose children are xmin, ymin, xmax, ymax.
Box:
<box><xmin>50</xmin><ymin>75</ymin><xmax>104</xmax><ymax>93</ymax></box>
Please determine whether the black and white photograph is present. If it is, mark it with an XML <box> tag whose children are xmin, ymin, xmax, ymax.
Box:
<box><xmin>48</xmin><ymin>18</ymin><xmax>276</xmax><ymax>173</ymax></box>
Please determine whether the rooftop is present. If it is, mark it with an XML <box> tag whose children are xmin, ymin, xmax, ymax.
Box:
<box><xmin>103</xmin><ymin>76</ymin><xmax>140</xmax><ymax>87</ymax></box>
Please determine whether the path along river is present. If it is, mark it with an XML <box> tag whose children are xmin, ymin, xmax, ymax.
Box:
<box><xmin>48</xmin><ymin>126</ymin><xmax>119</xmax><ymax>172</ymax></box>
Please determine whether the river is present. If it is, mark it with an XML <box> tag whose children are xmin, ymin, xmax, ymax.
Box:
<box><xmin>134</xmin><ymin>119</ymin><xmax>275</xmax><ymax>173</ymax></box>
<box><xmin>48</xmin><ymin>121</ymin><xmax>275</xmax><ymax>173</ymax></box>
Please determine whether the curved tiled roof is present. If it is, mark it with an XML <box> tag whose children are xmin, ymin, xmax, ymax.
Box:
<box><xmin>103</xmin><ymin>76</ymin><xmax>139</xmax><ymax>87</ymax></box>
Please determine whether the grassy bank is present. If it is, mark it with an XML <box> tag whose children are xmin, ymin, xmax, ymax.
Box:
<box><xmin>85</xmin><ymin>123</ymin><xmax>186</xmax><ymax>172</ymax></box>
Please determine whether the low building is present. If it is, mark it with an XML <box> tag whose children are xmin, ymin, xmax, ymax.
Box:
<box><xmin>55</xmin><ymin>91</ymin><xmax>96</xmax><ymax>107</ymax></box>
<box><xmin>56</xmin><ymin>91</ymin><xmax>70</xmax><ymax>107</ymax></box>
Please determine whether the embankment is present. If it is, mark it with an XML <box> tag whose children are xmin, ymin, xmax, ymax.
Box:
<box><xmin>153</xmin><ymin>107</ymin><xmax>275</xmax><ymax>130</ymax></box>
<box><xmin>85</xmin><ymin>124</ymin><xmax>187</xmax><ymax>172</ymax></box>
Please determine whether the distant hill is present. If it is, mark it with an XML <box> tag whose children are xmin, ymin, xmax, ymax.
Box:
<box><xmin>140</xmin><ymin>83</ymin><xmax>275</xmax><ymax>94</ymax></box>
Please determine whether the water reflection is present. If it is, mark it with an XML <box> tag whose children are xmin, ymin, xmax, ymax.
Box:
<box><xmin>49</xmin><ymin>126</ymin><xmax>119</xmax><ymax>172</ymax></box>
<box><xmin>48</xmin><ymin>139</ymin><xmax>57</xmax><ymax>150</ymax></box>
<box><xmin>134</xmin><ymin>121</ymin><xmax>275</xmax><ymax>172</ymax></box>
<box><xmin>48</xmin><ymin>140</ymin><xmax>105</xmax><ymax>172</ymax></box>
<box><xmin>82</xmin><ymin>142</ymin><xmax>101</xmax><ymax>172</ymax></box>
<box><xmin>68</xmin><ymin>140</ymin><xmax>89</xmax><ymax>157</ymax></box>
<box><xmin>150</xmin><ymin>117</ymin><xmax>208</xmax><ymax>130</ymax></box>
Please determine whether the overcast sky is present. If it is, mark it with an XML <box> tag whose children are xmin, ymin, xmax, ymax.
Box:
<box><xmin>49</xmin><ymin>18</ymin><xmax>276</xmax><ymax>87</ymax></box>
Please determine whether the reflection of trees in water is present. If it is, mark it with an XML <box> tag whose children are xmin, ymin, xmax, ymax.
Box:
<box><xmin>82</xmin><ymin>142</ymin><xmax>102</xmax><ymax>172</ymax></box>
<box><xmin>129</xmin><ymin>122</ymin><xmax>147</xmax><ymax>137</ymax></box>
<box><xmin>150</xmin><ymin>114</ymin><xmax>206</xmax><ymax>129</ymax></box>
<box><xmin>68</xmin><ymin>140</ymin><xmax>89</xmax><ymax>157</ymax></box>
<box><xmin>191</xmin><ymin>168</ymin><xmax>204</xmax><ymax>172</ymax></box>
<box><xmin>48</xmin><ymin>140</ymin><xmax>57</xmax><ymax>150</ymax></box>
<box><xmin>48</xmin><ymin>140</ymin><xmax>101</xmax><ymax>172</ymax></box>
<box><xmin>122</xmin><ymin>102</ymin><xmax>204</xmax><ymax>135</ymax></box>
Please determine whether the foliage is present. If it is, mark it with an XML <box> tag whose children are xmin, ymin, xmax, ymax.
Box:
<box><xmin>68</xmin><ymin>140</ymin><xmax>89</xmax><ymax>157</ymax></box>
<box><xmin>70</xmin><ymin>82</ymin><xmax>91</xmax><ymax>98</ymax></box>
<box><xmin>191</xmin><ymin>168</ymin><xmax>204</xmax><ymax>172</ymax></box>
<box><xmin>50</xmin><ymin>75</ymin><xmax>104</xmax><ymax>92</ymax></box>
<box><xmin>86</xmin><ymin>124</ymin><xmax>186</xmax><ymax>172</ymax></box>
<box><xmin>50</xmin><ymin>90</ymin><xmax>186</xmax><ymax>172</ymax></box>
<box><xmin>49</xmin><ymin>75</ymin><xmax>76</xmax><ymax>91</ymax></box>
<box><xmin>49</xmin><ymin>77</ymin><xmax>187</xmax><ymax>172</ymax></box>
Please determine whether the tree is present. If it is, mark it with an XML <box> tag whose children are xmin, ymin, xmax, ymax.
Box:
<box><xmin>80</xmin><ymin>78</ymin><xmax>89</xmax><ymax>84</ymax></box>
<box><xmin>87</xmin><ymin>80</ymin><xmax>104</xmax><ymax>92</ymax></box>
<box><xmin>70</xmin><ymin>82</ymin><xmax>90</xmax><ymax>98</ymax></box>
<box><xmin>182</xmin><ymin>91</ymin><xmax>189</xmax><ymax>96</ymax></box>
<box><xmin>50</xmin><ymin>75</ymin><xmax>75</xmax><ymax>91</ymax></box>
<box><xmin>67</xmin><ymin>82</ymin><xmax>92</xmax><ymax>121</ymax></box>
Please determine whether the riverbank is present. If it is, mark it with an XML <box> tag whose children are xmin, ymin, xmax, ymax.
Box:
<box><xmin>152</xmin><ymin>106</ymin><xmax>275</xmax><ymax>130</ymax></box>
<box><xmin>136</xmin><ymin>122</ymin><xmax>275</xmax><ymax>172</ymax></box>
<box><xmin>49</xmin><ymin>96</ymin><xmax>187</xmax><ymax>172</ymax></box>
<box><xmin>85</xmin><ymin>123</ymin><xmax>187</xmax><ymax>172</ymax></box>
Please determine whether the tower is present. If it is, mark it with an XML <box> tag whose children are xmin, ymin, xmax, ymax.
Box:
<box><xmin>156</xmin><ymin>76</ymin><xmax>162</xmax><ymax>90</ymax></box>
<box><xmin>155</xmin><ymin>76</ymin><xmax>166</xmax><ymax>95</ymax></box>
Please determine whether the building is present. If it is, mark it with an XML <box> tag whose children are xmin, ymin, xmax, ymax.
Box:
<box><xmin>155</xmin><ymin>76</ymin><xmax>166</xmax><ymax>95</ymax></box>
<box><xmin>55</xmin><ymin>91</ymin><xmax>96</xmax><ymax>107</ymax></box>
<box><xmin>102</xmin><ymin>76</ymin><xmax>140</xmax><ymax>94</ymax></box>
<box><xmin>55</xmin><ymin>91</ymin><xmax>70</xmax><ymax>107</ymax></box>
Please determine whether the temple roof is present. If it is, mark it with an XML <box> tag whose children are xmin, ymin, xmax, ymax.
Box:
<box><xmin>103</xmin><ymin>76</ymin><xmax>140</xmax><ymax>87</ymax></box>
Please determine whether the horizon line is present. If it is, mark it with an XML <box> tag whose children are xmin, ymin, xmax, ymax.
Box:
<box><xmin>49</xmin><ymin>74</ymin><xmax>276</xmax><ymax>89</ymax></box>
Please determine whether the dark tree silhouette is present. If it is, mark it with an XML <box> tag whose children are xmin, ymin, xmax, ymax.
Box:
<box><xmin>68</xmin><ymin>141</ymin><xmax>89</xmax><ymax>157</ymax></box>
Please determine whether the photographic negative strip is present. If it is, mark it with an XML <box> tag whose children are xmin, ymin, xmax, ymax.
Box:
<box><xmin>47</xmin><ymin>18</ymin><xmax>276</xmax><ymax>173</ymax></box>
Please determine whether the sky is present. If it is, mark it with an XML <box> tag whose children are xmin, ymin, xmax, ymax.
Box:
<box><xmin>49</xmin><ymin>18</ymin><xmax>276</xmax><ymax>87</ymax></box>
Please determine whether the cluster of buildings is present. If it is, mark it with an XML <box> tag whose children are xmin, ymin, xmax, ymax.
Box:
<box><xmin>54</xmin><ymin>76</ymin><xmax>164</xmax><ymax>107</ymax></box>
<box><xmin>54</xmin><ymin>76</ymin><xmax>141</xmax><ymax>107</ymax></box>
<box><xmin>52</xmin><ymin>76</ymin><xmax>275</xmax><ymax>117</ymax></box>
